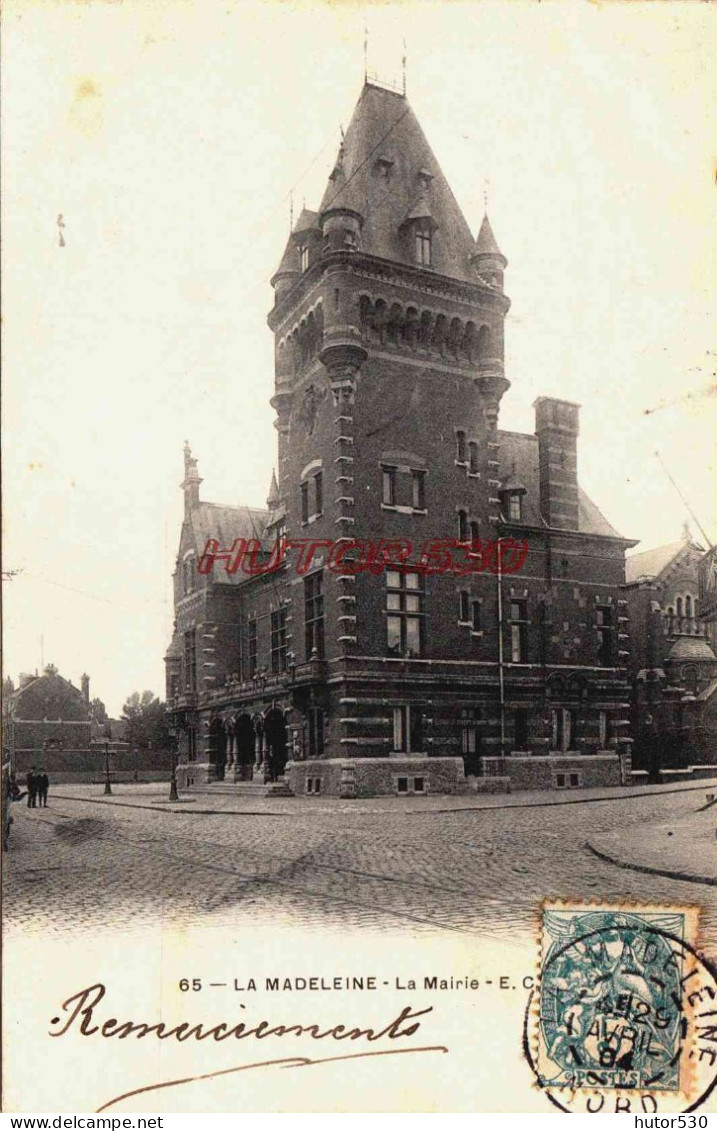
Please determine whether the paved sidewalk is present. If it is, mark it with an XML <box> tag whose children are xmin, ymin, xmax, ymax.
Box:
<box><xmin>588</xmin><ymin>803</ymin><xmax>717</xmax><ymax>887</ymax></box>
<box><xmin>46</xmin><ymin>777</ymin><xmax>717</xmax><ymax>818</ymax></box>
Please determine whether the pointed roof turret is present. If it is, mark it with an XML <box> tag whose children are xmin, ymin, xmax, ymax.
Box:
<box><xmin>315</xmin><ymin>81</ymin><xmax>478</xmax><ymax>281</ymax></box>
<box><xmin>266</xmin><ymin>469</ymin><xmax>280</xmax><ymax>511</ymax></box>
<box><xmin>473</xmin><ymin>213</ymin><xmax>507</xmax><ymax>266</ymax></box>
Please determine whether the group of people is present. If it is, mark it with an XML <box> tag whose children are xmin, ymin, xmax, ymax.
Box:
<box><xmin>23</xmin><ymin>768</ymin><xmax>50</xmax><ymax>808</ymax></box>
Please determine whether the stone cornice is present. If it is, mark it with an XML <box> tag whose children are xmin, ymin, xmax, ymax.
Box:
<box><xmin>268</xmin><ymin>251</ymin><xmax>510</xmax><ymax>332</ymax></box>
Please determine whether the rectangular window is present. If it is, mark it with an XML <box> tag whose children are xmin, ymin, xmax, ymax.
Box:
<box><xmin>456</xmin><ymin>430</ymin><xmax>467</xmax><ymax>464</ymax></box>
<box><xmin>301</xmin><ymin>481</ymin><xmax>309</xmax><ymax>524</ymax></box>
<box><xmin>382</xmin><ymin>466</ymin><xmax>397</xmax><ymax>506</ymax></box>
<box><xmin>459</xmin><ymin>591</ymin><xmax>470</xmax><ymax>623</ymax></box>
<box><xmin>468</xmin><ymin>441</ymin><xmax>479</xmax><ymax>474</ymax></box>
<box><xmin>308</xmin><ymin>707</ymin><xmax>324</xmax><ymax>757</ymax></box>
<box><xmin>551</xmin><ymin>708</ymin><xmax>578</xmax><ymax>752</ymax></box>
<box><xmin>458</xmin><ymin>510</ymin><xmax>469</xmax><ymax>543</ymax></box>
<box><xmin>570</xmin><ymin>773</ymin><xmax>580</xmax><ymax>788</ymax></box>
<box><xmin>305</xmin><ymin>571</ymin><xmax>325</xmax><ymax>659</ymax></box>
<box><xmin>183</xmin><ymin>630</ymin><xmax>197</xmax><ymax>692</ymax></box>
<box><xmin>469</xmin><ymin>520</ymin><xmax>480</xmax><ymax>545</ymax></box>
<box><xmin>415</xmin><ymin>228</ymin><xmax>432</xmax><ymax>266</ymax></box>
<box><xmin>392</xmin><ymin>705</ymin><xmax>423</xmax><ymax>753</ymax></box>
<box><xmin>556</xmin><ymin>773</ymin><xmax>566</xmax><ymax>789</ymax></box>
<box><xmin>188</xmin><ymin>729</ymin><xmax>197</xmax><ymax>762</ymax></box>
<box><xmin>247</xmin><ymin>619</ymin><xmax>257</xmax><ymax>677</ymax></box>
<box><xmin>513</xmin><ymin>709</ymin><xmax>529</xmax><ymax>751</ymax></box>
<box><xmin>596</xmin><ymin>605</ymin><xmax>613</xmax><ymax>666</ymax></box>
<box><xmin>386</xmin><ymin>570</ymin><xmax>424</xmax><ymax>657</ymax></box>
<box><xmin>599</xmin><ymin>710</ymin><xmax>611</xmax><ymax>749</ymax></box>
<box><xmin>411</xmin><ymin>470</ymin><xmax>426</xmax><ymax>510</ymax></box>
<box><xmin>300</xmin><ymin>245</ymin><xmax>309</xmax><ymax>272</ymax></box>
<box><xmin>397</xmin><ymin>776</ymin><xmax>409</xmax><ymax>794</ymax></box>
<box><xmin>314</xmin><ymin>471</ymin><xmax>323</xmax><ymax>516</ymax></box>
<box><xmin>414</xmin><ymin>776</ymin><xmax>425</xmax><ymax>794</ymax></box>
<box><xmin>509</xmin><ymin>599</ymin><xmax>528</xmax><ymax>663</ymax></box>
<box><xmin>471</xmin><ymin>601</ymin><xmax>481</xmax><ymax>632</ymax></box>
<box><xmin>270</xmin><ymin>607</ymin><xmax>288</xmax><ymax>674</ymax></box>
<box><xmin>509</xmin><ymin>495</ymin><xmax>522</xmax><ymax>521</ymax></box>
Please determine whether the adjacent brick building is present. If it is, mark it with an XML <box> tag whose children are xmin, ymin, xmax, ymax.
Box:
<box><xmin>165</xmin><ymin>79</ymin><xmax>638</xmax><ymax>796</ymax></box>
<box><xmin>625</xmin><ymin>530</ymin><xmax>717</xmax><ymax>771</ymax></box>
<box><xmin>4</xmin><ymin>665</ymin><xmax>92</xmax><ymax>774</ymax></box>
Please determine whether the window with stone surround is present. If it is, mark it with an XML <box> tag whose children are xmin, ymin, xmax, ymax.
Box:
<box><xmin>415</xmin><ymin>225</ymin><xmax>432</xmax><ymax>266</ymax></box>
<box><xmin>247</xmin><ymin>619</ymin><xmax>258</xmax><ymax>678</ymax></box>
<box><xmin>305</xmin><ymin>571</ymin><xmax>325</xmax><ymax>659</ymax></box>
<box><xmin>270</xmin><ymin>607</ymin><xmax>288</xmax><ymax>674</ymax></box>
<box><xmin>509</xmin><ymin>599</ymin><xmax>528</xmax><ymax>663</ymax></box>
<box><xmin>551</xmin><ymin>708</ymin><xmax>578</xmax><ymax>752</ymax></box>
<box><xmin>380</xmin><ymin>463</ymin><xmax>426</xmax><ymax>513</ymax></box>
<box><xmin>392</xmin><ymin>705</ymin><xmax>423</xmax><ymax>753</ymax></box>
<box><xmin>308</xmin><ymin>707</ymin><xmax>324</xmax><ymax>757</ymax></box>
<box><xmin>596</xmin><ymin>604</ymin><xmax>613</xmax><ymax>667</ymax></box>
<box><xmin>386</xmin><ymin>570</ymin><xmax>423</xmax><ymax>657</ymax></box>
<box><xmin>455</xmin><ymin>431</ymin><xmax>467</xmax><ymax>464</ymax></box>
<box><xmin>183</xmin><ymin>629</ymin><xmax>197</xmax><ymax>692</ymax></box>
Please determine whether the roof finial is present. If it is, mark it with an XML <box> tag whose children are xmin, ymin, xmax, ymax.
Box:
<box><xmin>289</xmin><ymin>190</ymin><xmax>293</xmax><ymax>233</ymax></box>
<box><xmin>402</xmin><ymin>38</ymin><xmax>407</xmax><ymax>96</ymax></box>
<box><xmin>363</xmin><ymin>24</ymin><xmax>368</xmax><ymax>82</ymax></box>
<box><xmin>682</xmin><ymin>519</ymin><xmax>692</xmax><ymax>543</ymax></box>
<box><xmin>483</xmin><ymin>176</ymin><xmax>490</xmax><ymax>214</ymax></box>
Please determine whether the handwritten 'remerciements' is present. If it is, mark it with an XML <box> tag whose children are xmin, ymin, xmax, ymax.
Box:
<box><xmin>198</xmin><ymin>536</ymin><xmax>529</xmax><ymax>578</ymax></box>
<box><xmin>49</xmin><ymin>983</ymin><xmax>433</xmax><ymax>1045</ymax></box>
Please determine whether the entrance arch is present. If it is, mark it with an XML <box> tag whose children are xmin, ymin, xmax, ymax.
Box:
<box><xmin>264</xmin><ymin>708</ymin><xmax>288</xmax><ymax>782</ymax></box>
<box><xmin>209</xmin><ymin>717</ymin><xmax>227</xmax><ymax>781</ymax></box>
<box><xmin>235</xmin><ymin>713</ymin><xmax>255</xmax><ymax>781</ymax></box>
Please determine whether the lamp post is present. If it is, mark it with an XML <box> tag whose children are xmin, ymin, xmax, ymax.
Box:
<box><xmin>168</xmin><ymin>724</ymin><xmax>179</xmax><ymax>803</ymax></box>
<box><xmin>103</xmin><ymin>739</ymin><xmax>112</xmax><ymax>795</ymax></box>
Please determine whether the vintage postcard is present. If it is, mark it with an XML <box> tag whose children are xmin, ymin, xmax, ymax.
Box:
<box><xmin>2</xmin><ymin>0</ymin><xmax>716</xmax><ymax>1115</ymax></box>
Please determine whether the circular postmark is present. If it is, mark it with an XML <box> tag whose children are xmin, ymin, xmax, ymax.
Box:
<box><xmin>523</xmin><ymin>907</ymin><xmax>717</xmax><ymax>1114</ymax></box>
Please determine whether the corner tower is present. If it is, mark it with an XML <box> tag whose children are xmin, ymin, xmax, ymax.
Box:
<box><xmin>267</xmin><ymin>80</ymin><xmax>512</xmax><ymax>794</ymax></box>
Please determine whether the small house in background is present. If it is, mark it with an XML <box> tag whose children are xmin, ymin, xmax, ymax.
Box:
<box><xmin>3</xmin><ymin>665</ymin><xmax>92</xmax><ymax>775</ymax></box>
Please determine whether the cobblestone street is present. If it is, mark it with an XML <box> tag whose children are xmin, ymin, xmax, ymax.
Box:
<box><xmin>4</xmin><ymin>783</ymin><xmax>716</xmax><ymax>955</ymax></box>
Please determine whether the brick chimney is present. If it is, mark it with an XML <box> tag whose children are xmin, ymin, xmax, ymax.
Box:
<box><xmin>80</xmin><ymin>673</ymin><xmax>90</xmax><ymax>704</ymax></box>
<box><xmin>534</xmin><ymin>397</ymin><xmax>580</xmax><ymax>530</ymax></box>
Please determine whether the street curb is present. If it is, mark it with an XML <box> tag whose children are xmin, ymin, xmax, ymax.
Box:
<box><xmin>585</xmin><ymin>841</ymin><xmax>716</xmax><ymax>888</ymax></box>
<box><xmin>46</xmin><ymin>780</ymin><xmax>717</xmax><ymax>820</ymax></box>
<box><xmin>419</xmin><ymin>782</ymin><xmax>717</xmax><ymax>816</ymax></box>
<box><xmin>48</xmin><ymin>794</ymin><xmax>289</xmax><ymax>818</ymax></box>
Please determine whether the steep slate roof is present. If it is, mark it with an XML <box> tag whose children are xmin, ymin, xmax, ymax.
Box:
<box><xmin>624</xmin><ymin>540</ymin><xmax>687</xmax><ymax>584</ymax></box>
<box><xmin>183</xmin><ymin>504</ymin><xmax>269</xmax><ymax>588</ymax></box>
<box><xmin>497</xmin><ymin>430</ymin><xmax>623</xmax><ymax>538</ymax></box>
<box><xmin>317</xmin><ymin>82</ymin><xmax>479</xmax><ymax>283</ymax></box>
<box><xmin>475</xmin><ymin>214</ymin><xmax>505</xmax><ymax>259</ymax></box>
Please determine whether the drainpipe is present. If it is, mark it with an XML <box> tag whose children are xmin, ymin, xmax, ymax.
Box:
<box><xmin>497</xmin><ymin>540</ymin><xmax>506</xmax><ymax>775</ymax></box>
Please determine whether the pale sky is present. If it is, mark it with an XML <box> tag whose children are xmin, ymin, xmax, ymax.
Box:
<box><xmin>3</xmin><ymin>0</ymin><xmax>716</xmax><ymax>715</ymax></box>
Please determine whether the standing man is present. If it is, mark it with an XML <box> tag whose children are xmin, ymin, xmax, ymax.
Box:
<box><xmin>26</xmin><ymin>768</ymin><xmax>37</xmax><ymax>808</ymax></box>
<box><xmin>38</xmin><ymin>771</ymin><xmax>49</xmax><ymax>807</ymax></box>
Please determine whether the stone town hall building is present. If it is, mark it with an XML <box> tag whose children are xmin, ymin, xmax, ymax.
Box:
<box><xmin>165</xmin><ymin>79</ymin><xmax>637</xmax><ymax>797</ymax></box>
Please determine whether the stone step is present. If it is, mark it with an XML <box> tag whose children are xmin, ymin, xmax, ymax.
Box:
<box><xmin>189</xmin><ymin>780</ymin><xmax>293</xmax><ymax>799</ymax></box>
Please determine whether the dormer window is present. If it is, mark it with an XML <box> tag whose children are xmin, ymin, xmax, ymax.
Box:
<box><xmin>415</xmin><ymin>225</ymin><xmax>432</xmax><ymax>266</ymax></box>
<box><xmin>300</xmin><ymin>245</ymin><xmax>310</xmax><ymax>272</ymax></box>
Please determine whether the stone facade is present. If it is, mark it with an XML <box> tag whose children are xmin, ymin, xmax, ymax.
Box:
<box><xmin>165</xmin><ymin>79</ymin><xmax>637</xmax><ymax>797</ymax></box>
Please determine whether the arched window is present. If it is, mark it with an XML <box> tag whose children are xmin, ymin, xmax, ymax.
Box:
<box><xmin>458</xmin><ymin>509</ymin><xmax>468</xmax><ymax>543</ymax></box>
<box><xmin>468</xmin><ymin>441</ymin><xmax>479</xmax><ymax>474</ymax></box>
<box><xmin>676</xmin><ymin>596</ymin><xmax>683</xmax><ymax>617</ymax></box>
<box><xmin>685</xmin><ymin>595</ymin><xmax>693</xmax><ymax>618</ymax></box>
